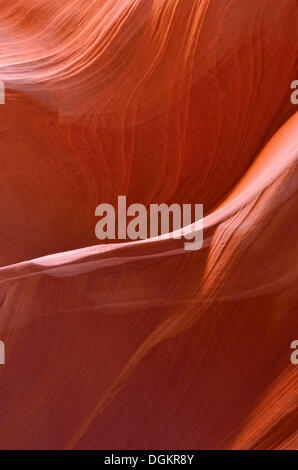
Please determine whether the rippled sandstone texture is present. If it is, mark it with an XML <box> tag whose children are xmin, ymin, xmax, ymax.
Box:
<box><xmin>0</xmin><ymin>0</ymin><xmax>297</xmax><ymax>450</ymax></box>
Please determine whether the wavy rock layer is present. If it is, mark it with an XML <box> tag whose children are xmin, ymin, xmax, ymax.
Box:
<box><xmin>0</xmin><ymin>0</ymin><xmax>297</xmax><ymax>449</ymax></box>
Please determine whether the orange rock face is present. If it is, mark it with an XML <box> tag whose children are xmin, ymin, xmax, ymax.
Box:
<box><xmin>0</xmin><ymin>0</ymin><xmax>297</xmax><ymax>450</ymax></box>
